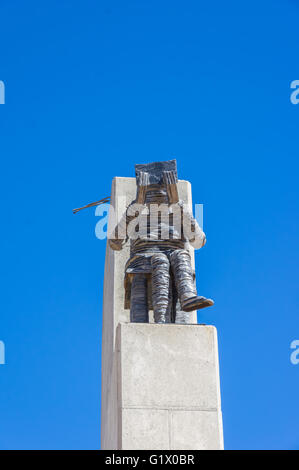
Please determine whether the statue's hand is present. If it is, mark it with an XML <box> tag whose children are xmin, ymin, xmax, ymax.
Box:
<box><xmin>163</xmin><ymin>170</ymin><xmax>179</xmax><ymax>204</ymax></box>
<box><xmin>136</xmin><ymin>171</ymin><xmax>150</xmax><ymax>204</ymax></box>
<box><xmin>109</xmin><ymin>239</ymin><xmax>124</xmax><ymax>251</ymax></box>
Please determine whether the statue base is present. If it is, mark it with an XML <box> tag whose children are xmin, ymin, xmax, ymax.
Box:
<box><xmin>102</xmin><ymin>322</ymin><xmax>223</xmax><ymax>450</ymax></box>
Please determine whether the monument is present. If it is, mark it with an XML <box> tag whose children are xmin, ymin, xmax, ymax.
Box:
<box><xmin>75</xmin><ymin>159</ymin><xmax>224</xmax><ymax>449</ymax></box>
<box><xmin>109</xmin><ymin>160</ymin><xmax>214</xmax><ymax>324</ymax></box>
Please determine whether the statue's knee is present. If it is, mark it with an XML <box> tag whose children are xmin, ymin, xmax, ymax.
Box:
<box><xmin>170</xmin><ymin>249</ymin><xmax>190</xmax><ymax>262</ymax></box>
<box><xmin>151</xmin><ymin>253</ymin><xmax>170</xmax><ymax>270</ymax></box>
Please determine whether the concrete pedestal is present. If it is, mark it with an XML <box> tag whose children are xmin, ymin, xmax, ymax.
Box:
<box><xmin>101</xmin><ymin>177</ymin><xmax>223</xmax><ymax>450</ymax></box>
<box><xmin>117</xmin><ymin>323</ymin><xmax>223</xmax><ymax>450</ymax></box>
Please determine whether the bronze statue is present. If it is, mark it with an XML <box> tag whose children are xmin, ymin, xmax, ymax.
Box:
<box><xmin>109</xmin><ymin>160</ymin><xmax>214</xmax><ymax>324</ymax></box>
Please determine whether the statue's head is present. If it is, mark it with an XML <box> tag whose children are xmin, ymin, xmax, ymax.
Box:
<box><xmin>135</xmin><ymin>159</ymin><xmax>178</xmax><ymax>204</ymax></box>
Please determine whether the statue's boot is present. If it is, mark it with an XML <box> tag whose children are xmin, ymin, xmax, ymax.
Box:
<box><xmin>151</xmin><ymin>253</ymin><xmax>172</xmax><ymax>323</ymax></box>
<box><xmin>169</xmin><ymin>249</ymin><xmax>214</xmax><ymax>312</ymax></box>
<box><xmin>181</xmin><ymin>296</ymin><xmax>214</xmax><ymax>312</ymax></box>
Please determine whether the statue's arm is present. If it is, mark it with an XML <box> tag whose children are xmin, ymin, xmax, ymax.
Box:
<box><xmin>108</xmin><ymin>204</ymin><xmax>134</xmax><ymax>251</ymax></box>
<box><xmin>180</xmin><ymin>202</ymin><xmax>206</xmax><ymax>249</ymax></box>
<box><xmin>109</xmin><ymin>200</ymin><xmax>147</xmax><ymax>251</ymax></box>
<box><xmin>110</xmin><ymin>172</ymin><xmax>149</xmax><ymax>251</ymax></box>
<box><xmin>163</xmin><ymin>170</ymin><xmax>179</xmax><ymax>204</ymax></box>
<box><xmin>163</xmin><ymin>169</ymin><xmax>205</xmax><ymax>248</ymax></box>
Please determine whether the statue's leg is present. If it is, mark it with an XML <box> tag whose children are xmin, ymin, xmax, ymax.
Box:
<box><xmin>151</xmin><ymin>253</ymin><xmax>172</xmax><ymax>323</ymax></box>
<box><xmin>172</xmin><ymin>282</ymin><xmax>190</xmax><ymax>324</ymax></box>
<box><xmin>170</xmin><ymin>249</ymin><xmax>214</xmax><ymax>312</ymax></box>
<box><xmin>130</xmin><ymin>274</ymin><xmax>149</xmax><ymax>323</ymax></box>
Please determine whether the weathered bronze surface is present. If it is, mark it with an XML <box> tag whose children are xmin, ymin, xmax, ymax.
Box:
<box><xmin>109</xmin><ymin>159</ymin><xmax>214</xmax><ymax>324</ymax></box>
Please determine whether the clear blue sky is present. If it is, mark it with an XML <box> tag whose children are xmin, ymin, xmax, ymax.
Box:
<box><xmin>0</xmin><ymin>0</ymin><xmax>298</xmax><ymax>450</ymax></box>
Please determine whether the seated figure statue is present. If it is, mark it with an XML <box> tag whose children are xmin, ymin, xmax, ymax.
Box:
<box><xmin>109</xmin><ymin>159</ymin><xmax>214</xmax><ymax>324</ymax></box>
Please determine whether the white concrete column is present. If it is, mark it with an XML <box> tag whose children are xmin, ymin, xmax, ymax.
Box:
<box><xmin>117</xmin><ymin>323</ymin><xmax>223</xmax><ymax>450</ymax></box>
<box><xmin>100</xmin><ymin>177</ymin><xmax>223</xmax><ymax>450</ymax></box>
